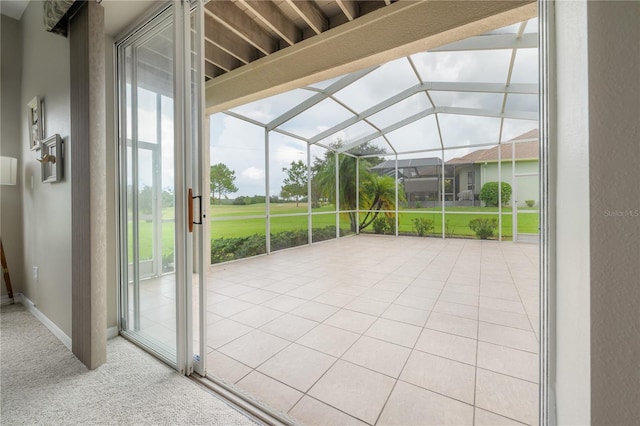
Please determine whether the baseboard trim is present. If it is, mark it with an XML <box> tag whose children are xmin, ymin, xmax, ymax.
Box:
<box><xmin>20</xmin><ymin>295</ymin><xmax>73</xmax><ymax>351</ymax></box>
<box><xmin>107</xmin><ymin>326</ymin><xmax>119</xmax><ymax>339</ymax></box>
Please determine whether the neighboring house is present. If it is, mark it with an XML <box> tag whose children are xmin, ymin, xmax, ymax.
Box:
<box><xmin>371</xmin><ymin>129</ymin><xmax>539</xmax><ymax>208</ymax></box>
<box><xmin>448</xmin><ymin>128</ymin><xmax>539</xmax><ymax>208</ymax></box>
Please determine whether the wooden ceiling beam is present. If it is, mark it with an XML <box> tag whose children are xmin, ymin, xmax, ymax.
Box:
<box><xmin>205</xmin><ymin>0</ymin><xmax>537</xmax><ymax>113</ymax></box>
<box><xmin>205</xmin><ymin>40</ymin><xmax>242</xmax><ymax>72</ymax></box>
<box><xmin>336</xmin><ymin>0</ymin><xmax>359</xmax><ymax>21</ymax></box>
<box><xmin>203</xmin><ymin>15</ymin><xmax>258</xmax><ymax>64</ymax></box>
<box><xmin>284</xmin><ymin>0</ymin><xmax>328</xmax><ymax>35</ymax></box>
<box><xmin>236</xmin><ymin>0</ymin><xmax>301</xmax><ymax>46</ymax></box>
<box><xmin>205</xmin><ymin>1</ymin><xmax>277</xmax><ymax>55</ymax></box>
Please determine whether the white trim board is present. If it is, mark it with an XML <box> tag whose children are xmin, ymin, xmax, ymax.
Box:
<box><xmin>20</xmin><ymin>294</ymin><xmax>73</xmax><ymax>351</ymax></box>
<box><xmin>3</xmin><ymin>294</ymin><xmax>120</xmax><ymax>347</ymax></box>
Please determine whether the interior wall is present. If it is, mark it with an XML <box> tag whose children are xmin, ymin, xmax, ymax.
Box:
<box><xmin>1</xmin><ymin>14</ymin><xmax>25</xmax><ymax>298</ymax></box>
<box><xmin>19</xmin><ymin>2</ymin><xmax>73</xmax><ymax>336</ymax></box>
<box><xmin>587</xmin><ymin>1</ymin><xmax>640</xmax><ymax>423</ymax></box>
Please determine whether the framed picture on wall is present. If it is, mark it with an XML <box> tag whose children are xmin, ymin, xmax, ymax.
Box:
<box><xmin>27</xmin><ymin>96</ymin><xmax>43</xmax><ymax>151</ymax></box>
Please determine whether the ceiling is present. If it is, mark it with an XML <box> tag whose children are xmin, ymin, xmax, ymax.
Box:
<box><xmin>220</xmin><ymin>18</ymin><xmax>539</xmax><ymax>157</ymax></box>
<box><xmin>201</xmin><ymin>0</ymin><xmax>396</xmax><ymax>80</ymax></box>
<box><xmin>0</xmin><ymin>0</ymin><xmax>29</xmax><ymax>20</ymax></box>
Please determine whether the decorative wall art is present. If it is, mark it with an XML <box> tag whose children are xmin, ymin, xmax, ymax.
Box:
<box><xmin>38</xmin><ymin>134</ymin><xmax>63</xmax><ymax>183</ymax></box>
<box><xmin>27</xmin><ymin>96</ymin><xmax>44</xmax><ymax>151</ymax></box>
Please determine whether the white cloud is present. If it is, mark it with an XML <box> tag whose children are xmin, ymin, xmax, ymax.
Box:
<box><xmin>242</xmin><ymin>166</ymin><xmax>264</xmax><ymax>180</ymax></box>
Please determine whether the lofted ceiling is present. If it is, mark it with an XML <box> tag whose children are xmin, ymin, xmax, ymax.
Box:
<box><xmin>201</xmin><ymin>0</ymin><xmax>396</xmax><ymax>79</ymax></box>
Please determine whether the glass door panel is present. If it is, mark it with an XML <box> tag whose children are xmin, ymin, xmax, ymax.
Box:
<box><xmin>119</xmin><ymin>7</ymin><xmax>178</xmax><ymax>365</ymax></box>
<box><xmin>117</xmin><ymin>0</ymin><xmax>207</xmax><ymax>375</ymax></box>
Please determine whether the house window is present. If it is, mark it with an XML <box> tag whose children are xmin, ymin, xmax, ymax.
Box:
<box><xmin>467</xmin><ymin>171</ymin><xmax>474</xmax><ymax>190</ymax></box>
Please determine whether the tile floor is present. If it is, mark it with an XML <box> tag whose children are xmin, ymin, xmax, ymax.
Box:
<box><xmin>205</xmin><ymin>235</ymin><xmax>540</xmax><ymax>425</ymax></box>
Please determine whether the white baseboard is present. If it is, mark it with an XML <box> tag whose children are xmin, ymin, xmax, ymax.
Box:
<box><xmin>107</xmin><ymin>326</ymin><xmax>119</xmax><ymax>339</ymax></box>
<box><xmin>20</xmin><ymin>294</ymin><xmax>73</xmax><ymax>351</ymax></box>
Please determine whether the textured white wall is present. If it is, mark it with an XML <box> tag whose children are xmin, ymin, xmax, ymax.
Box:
<box><xmin>554</xmin><ymin>1</ymin><xmax>591</xmax><ymax>424</ymax></box>
<box><xmin>19</xmin><ymin>2</ymin><xmax>73</xmax><ymax>336</ymax></box>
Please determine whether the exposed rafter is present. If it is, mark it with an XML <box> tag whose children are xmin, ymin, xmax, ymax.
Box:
<box><xmin>284</xmin><ymin>0</ymin><xmax>329</xmax><ymax>35</ymax></box>
<box><xmin>205</xmin><ymin>1</ymin><xmax>277</xmax><ymax>55</ymax></box>
<box><xmin>236</xmin><ymin>0</ymin><xmax>301</xmax><ymax>46</ymax></box>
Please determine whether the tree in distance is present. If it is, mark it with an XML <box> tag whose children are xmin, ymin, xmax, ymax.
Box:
<box><xmin>281</xmin><ymin>160</ymin><xmax>308</xmax><ymax>207</ymax></box>
<box><xmin>210</xmin><ymin>163</ymin><xmax>238</xmax><ymax>203</ymax></box>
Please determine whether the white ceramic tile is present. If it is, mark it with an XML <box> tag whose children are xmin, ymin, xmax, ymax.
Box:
<box><xmin>479</xmin><ymin>297</ymin><xmax>526</xmax><ymax>314</ymax></box>
<box><xmin>479</xmin><ymin>308</ymin><xmax>532</xmax><ymax>331</ymax></box>
<box><xmin>308</xmin><ymin>360</ymin><xmax>395</xmax><ymax>425</ymax></box>
<box><xmin>400</xmin><ymin>350</ymin><xmax>476</xmax><ymax>404</ymax></box>
<box><xmin>313</xmin><ymin>291</ymin><xmax>356</xmax><ymax>308</ymax></box>
<box><xmin>474</xmin><ymin>408</ymin><xmax>527</xmax><ymax>425</ymax></box>
<box><xmin>381</xmin><ymin>304</ymin><xmax>430</xmax><ymax>327</ymax></box>
<box><xmin>289</xmin><ymin>396</ymin><xmax>368</xmax><ymax>426</ymax></box>
<box><xmin>365</xmin><ymin>318</ymin><xmax>422</xmax><ymax>348</ymax></box>
<box><xmin>475</xmin><ymin>368</ymin><xmax>539</xmax><ymax>425</ymax></box>
<box><xmin>478</xmin><ymin>322</ymin><xmax>538</xmax><ymax>353</ymax></box>
<box><xmin>433</xmin><ymin>300</ymin><xmax>479</xmax><ymax>320</ymax></box>
<box><xmin>236</xmin><ymin>371</ymin><xmax>303</xmax><ymax>414</ymax></box>
<box><xmin>343</xmin><ymin>298</ymin><xmax>390</xmax><ymax>316</ymax></box>
<box><xmin>260</xmin><ymin>313</ymin><xmax>319</xmax><ymax>341</ymax></box>
<box><xmin>425</xmin><ymin>312</ymin><xmax>478</xmax><ymax>339</ymax></box>
<box><xmin>206</xmin><ymin>319</ymin><xmax>253</xmax><ymax>349</ymax></box>
<box><xmin>236</xmin><ymin>289</ymin><xmax>280</xmax><ymax>304</ymax></box>
<box><xmin>477</xmin><ymin>342</ymin><xmax>539</xmax><ymax>383</ymax></box>
<box><xmin>296</xmin><ymin>324</ymin><xmax>360</xmax><ymax>357</ymax></box>
<box><xmin>377</xmin><ymin>381</ymin><xmax>474</xmax><ymax>425</ymax></box>
<box><xmin>206</xmin><ymin>350</ymin><xmax>251</xmax><ymax>384</ymax></box>
<box><xmin>257</xmin><ymin>343</ymin><xmax>336</xmax><ymax>392</ymax></box>
<box><xmin>324</xmin><ymin>309</ymin><xmax>377</xmax><ymax>334</ymax></box>
<box><xmin>394</xmin><ymin>293</ymin><xmax>437</xmax><ymax>311</ymax></box>
<box><xmin>260</xmin><ymin>294</ymin><xmax>308</xmax><ymax>312</ymax></box>
<box><xmin>414</xmin><ymin>328</ymin><xmax>477</xmax><ymax>365</ymax></box>
<box><xmin>342</xmin><ymin>336</ymin><xmax>411</xmax><ymax>378</ymax></box>
<box><xmin>218</xmin><ymin>329</ymin><xmax>289</xmax><ymax>368</ymax></box>
<box><xmin>290</xmin><ymin>301</ymin><xmax>339</xmax><ymax>322</ymax></box>
<box><xmin>229</xmin><ymin>305</ymin><xmax>283</xmax><ymax>328</ymax></box>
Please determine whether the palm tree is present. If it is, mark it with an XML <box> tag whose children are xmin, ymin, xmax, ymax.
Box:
<box><xmin>313</xmin><ymin>152</ymin><xmax>405</xmax><ymax>232</ymax></box>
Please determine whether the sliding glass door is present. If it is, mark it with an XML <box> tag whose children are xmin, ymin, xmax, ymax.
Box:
<box><xmin>117</xmin><ymin>1</ymin><xmax>206</xmax><ymax>374</ymax></box>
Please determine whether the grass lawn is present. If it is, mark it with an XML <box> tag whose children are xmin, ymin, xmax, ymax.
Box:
<box><xmin>128</xmin><ymin>203</ymin><xmax>539</xmax><ymax>264</ymax></box>
<box><xmin>210</xmin><ymin>203</ymin><xmax>539</xmax><ymax>240</ymax></box>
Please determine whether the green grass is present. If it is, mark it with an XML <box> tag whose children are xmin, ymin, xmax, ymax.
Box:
<box><xmin>210</xmin><ymin>203</ymin><xmax>539</xmax><ymax>240</ymax></box>
<box><xmin>128</xmin><ymin>203</ymin><xmax>538</xmax><ymax>264</ymax></box>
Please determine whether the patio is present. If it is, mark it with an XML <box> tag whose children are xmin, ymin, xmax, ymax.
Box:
<box><xmin>205</xmin><ymin>235</ymin><xmax>539</xmax><ymax>425</ymax></box>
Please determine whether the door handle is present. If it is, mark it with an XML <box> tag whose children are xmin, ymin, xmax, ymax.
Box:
<box><xmin>188</xmin><ymin>188</ymin><xmax>204</xmax><ymax>233</ymax></box>
<box><xmin>188</xmin><ymin>188</ymin><xmax>194</xmax><ymax>233</ymax></box>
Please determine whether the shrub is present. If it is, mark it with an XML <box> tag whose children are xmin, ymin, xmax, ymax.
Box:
<box><xmin>525</xmin><ymin>199</ymin><xmax>535</xmax><ymax>208</ymax></box>
<box><xmin>468</xmin><ymin>217</ymin><xmax>498</xmax><ymax>239</ymax></box>
<box><xmin>479</xmin><ymin>182</ymin><xmax>512</xmax><ymax>207</ymax></box>
<box><xmin>414</xmin><ymin>201</ymin><xmax>422</xmax><ymax>209</ymax></box>
<box><xmin>210</xmin><ymin>226</ymin><xmax>342</xmax><ymax>263</ymax></box>
<box><xmin>412</xmin><ymin>217</ymin><xmax>434</xmax><ymax>237</ymax></box>
<box><xmin>372</xmin><ymin>216</ymin><xmax>388</xmax><ymax>234</ymax></box>
<box><xmin>372</xmin><ymin>216</ymin><xmax>395</xmax><ymax>235</ymax></box>
<box><xmin>232</xmin><ymin>196</ymin><xmax>247</xmax><ymax>205</ymax></box>
<box><xmin>445</xmin><ymin>219</ymin><xmax>456</xmax><ymax>238</ymax></box>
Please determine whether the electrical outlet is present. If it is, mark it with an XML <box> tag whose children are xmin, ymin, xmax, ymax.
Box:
<box><xmin>33</xmin><ymin>266</ymin><xmax>39</xmax><ymax>281</ymax></box>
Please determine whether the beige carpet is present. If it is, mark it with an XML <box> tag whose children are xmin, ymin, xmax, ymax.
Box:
<box><xmin>0</xmin><ymin>303</ymin><xmax>257</xmax><ymax>425</ymax></box>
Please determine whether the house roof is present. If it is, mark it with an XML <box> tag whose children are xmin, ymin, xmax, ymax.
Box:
<box><xmin>371</xmin><ymin>157</ymin><xmax>442</xmax><ymax>171</ymax></box>
<box><xmin>447</xmin><ymin>129</ymin><xmax>539</xmax><ymax>164</ymax></box>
